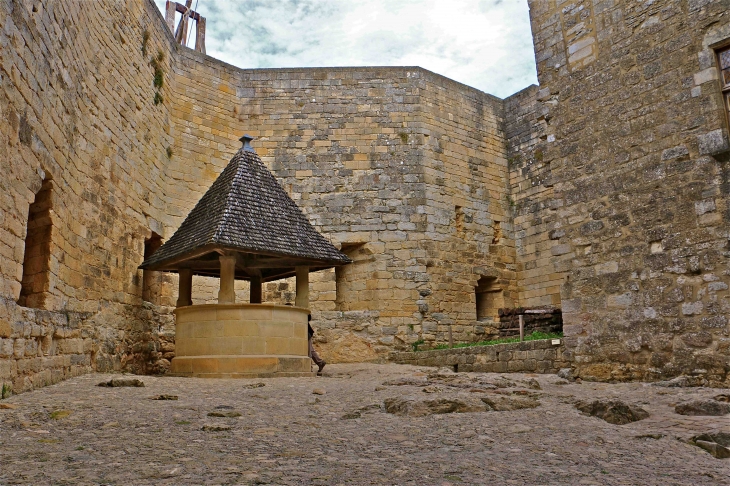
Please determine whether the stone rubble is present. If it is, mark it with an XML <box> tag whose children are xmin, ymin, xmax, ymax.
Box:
<box><xmin>575</xmin><ymin>399</ymin><xmax>650</xmax><ymax>425</ymax></box>
<box><xmin>149</xmin><ymin>394</ymin><xmax>178</xmax><ymax>400</ymax></box>
<box><xmin>654</xmin><ymin>376</ymin><xmax>710</xmax><ymax>388</ymax></box>
<box><xmin>383</xmin><ymin>396</ymin><xmax>489</xmax><ymax>417</ymax></box>
<box><xmin>207</xmin><ymin>411</ymin><xmax>242</xmax><ymax>418</ymax></box>
<box><xmin>675</xmin><ymin>399</ymin><xmax>730</xmax><ymax>417</ymax></box>
<box><xmin>690</xmin><ymin>432</ymin><xmax>730</xmax><ymax>459</ymax></box>
<box><xmin>481</xmin><ymin>395</ymin><xmax>541</xmax><ymax>412</ymax></box>
<box><xmin>96</xmin><ymin>378</ymin><xmax>145</xmax><ymax>388</ymax></box>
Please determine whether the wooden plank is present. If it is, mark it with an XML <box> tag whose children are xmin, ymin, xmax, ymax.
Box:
<box><xmin>174</xmin><ymin>1</ymin><xmax>193</xmax><ymax>45</ymax></box>
<box><xmin>165</xmin><ymin>0</ymin><xmax>176</xmax><ymax>33</ymax></box>
<box><xmin>195</xmin><ymin>16</ymin><xmax>206</xmax><ymax>54</ymax></box>
<box><xmin>143</xmin><ymin>245</ymin><xmax>219</xmax><ymax>271</ymax></box>
<box><xmin>175</xmin><ymin>1</ymin><xmax>201</xmax><ymax>20</ymax></box>
<box><xmin>174</xmin><ymin>14</ymin><xmax>188</xmax><ymax>44</ymax></box>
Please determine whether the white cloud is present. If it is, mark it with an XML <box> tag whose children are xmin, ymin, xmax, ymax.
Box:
<box><xmin>153</xmin><ymin>0</ymin><xmax>537</xmax><ymax>97</ymax></box>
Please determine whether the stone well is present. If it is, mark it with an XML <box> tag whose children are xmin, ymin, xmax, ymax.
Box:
<box><xmin>171</xmin><ymin>304</ymin><xmax>311</xmax><ymax>378</ymax></box>
<box><xmin>139</xmin><ymin>135</ymin><xmax>351</xmax><ymax>378</ymax></box>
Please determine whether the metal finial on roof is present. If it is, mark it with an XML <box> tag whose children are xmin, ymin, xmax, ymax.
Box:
<box><xmin>240</xmin><ymin>134</ymin><xmax>255</xmax><ymax>152</ymax></box>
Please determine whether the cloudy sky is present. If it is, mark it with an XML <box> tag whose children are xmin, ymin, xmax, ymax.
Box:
<box><xmin>153</xmin><ymin>0</ymin><xmax>537</xmax><ymax>98</ymax></box>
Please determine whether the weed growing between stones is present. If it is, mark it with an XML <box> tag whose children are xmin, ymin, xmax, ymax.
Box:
<box><xmin>1</xmin><ymin>382</ymin><xmax>11</xmax><ymax>399</ymax></box>
<box><xmin>150</xmin><ymin>50</ymin><xmax>165</xmax><ymax>105</ymax></box>
<box><xmin>153</xmin><ymin>68</ymin><xmax>164</xmax><ymax>89</ymax></box>
<box><xmin>151</xmin><ymin>51</ymin><xmax>165</xmax><ymax>89</ymax></box>
<box><xmin>427</xmin><ymin>331</ymin><xmax>563</xmax><ymax>351</ymax></box>
<box><xmin>141</xmin><ymin>29</ymin><xmax>150</xmax><ymax>56</ymax></box>
<box><xmin>411</xmin><ymin>339</ymin><xmax>425</xmax><ymax>351</ymax></box>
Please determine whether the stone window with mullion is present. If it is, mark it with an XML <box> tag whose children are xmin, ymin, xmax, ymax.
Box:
<box><xmin>719</xmin><ymin>47</ymin><xmax>730</xmax><ymax>126</ymax></box>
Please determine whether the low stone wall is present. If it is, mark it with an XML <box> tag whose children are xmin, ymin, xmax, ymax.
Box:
<box><xmin>0</xmin><ymin>297</ymin><xmax>175</xmax><ymax>394</ymax></box>
<box><xmin>390</xmin><ymin>339</ymin><xmax>569</xmax><ymax>373</ymax></box>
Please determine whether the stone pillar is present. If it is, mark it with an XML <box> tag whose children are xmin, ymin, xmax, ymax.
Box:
<box><xmin>177</xmin><ymin>268</ymin><xmax>193</xmax><ymax>307</ymax></box>
<box><xmin>218</xmin><ymin>254</ymin><xmax>236</xmax><ymax>304</ymax></box>
<box><xmin>295</xmin><ymin>266</ymin><xmax>309</xmax><ymax>308</ymax></box>
<box><xmin>250</xmin><ymin>276</ymin><xmax>262</xmax><ymax>304</ymax></box>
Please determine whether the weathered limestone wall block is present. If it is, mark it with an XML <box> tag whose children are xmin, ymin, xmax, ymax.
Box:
<box><xmin>526</xmin><ymin>0</ymin><xmax>730</xmax><ymax>385</ymax></box>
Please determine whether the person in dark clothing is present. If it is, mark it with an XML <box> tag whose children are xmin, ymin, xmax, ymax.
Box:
<box><xmin>308</xmin><ymin>314</ymin><xmax>326</xmax><ymax>374</ymax></box>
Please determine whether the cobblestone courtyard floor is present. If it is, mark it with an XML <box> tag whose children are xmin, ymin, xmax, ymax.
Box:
<box><xmin>0</xmin><ymin>363</ymin><xmax>728</xmax><ymax>485</ymax></box>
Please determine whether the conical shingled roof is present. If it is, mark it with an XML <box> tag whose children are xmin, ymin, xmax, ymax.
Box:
<box><xmin>139</xmin><ymin>136</ymin><xmax>350</xmax><ymax>277</ymax></box>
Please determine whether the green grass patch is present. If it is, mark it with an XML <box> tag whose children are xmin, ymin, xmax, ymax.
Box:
<box><xmin>420</xmin><ymin>331</ymin><xmax>563</xmax><ymax>351</ymax></box>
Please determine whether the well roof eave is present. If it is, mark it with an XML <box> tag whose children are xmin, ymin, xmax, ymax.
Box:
<box><xmin>138</xmin><ymin>243</ymin><xmax>351</xmax><ymax>272</ymax></box>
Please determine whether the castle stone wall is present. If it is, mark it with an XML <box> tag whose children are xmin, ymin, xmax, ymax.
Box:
<box><xmin>168</xmin><ymin>50</ymin><xmax>517</xmax><ymax>360</ymax></box>
<box><xmin>0</xmin><ymin>0</ymin><xmax>182</xmax><ymax>392</ymax></box>
<box><xmin>526</xmin><ymin>0</ymin><xmax>730</xmax><ymax>385</ymax></box>
<box><xmin>0</xmin><ymin>0</ymin><xmax>522</xmax><ymax>392</ymax></box>
<box><xmin>505</xmin><ymin>85</ymin><xmax>564</xmax><ymax>309</ymax></box>
<box><xmin>4</xmin><ymin>0</ymin><xmax>728</xmax><ymax>391</ymax></box>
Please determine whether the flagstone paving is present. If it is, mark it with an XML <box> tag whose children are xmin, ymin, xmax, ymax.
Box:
<box><xmin>0</xmin><ymin>363</ymin><xmax>728</xmax><ymax>485</ymax></box>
